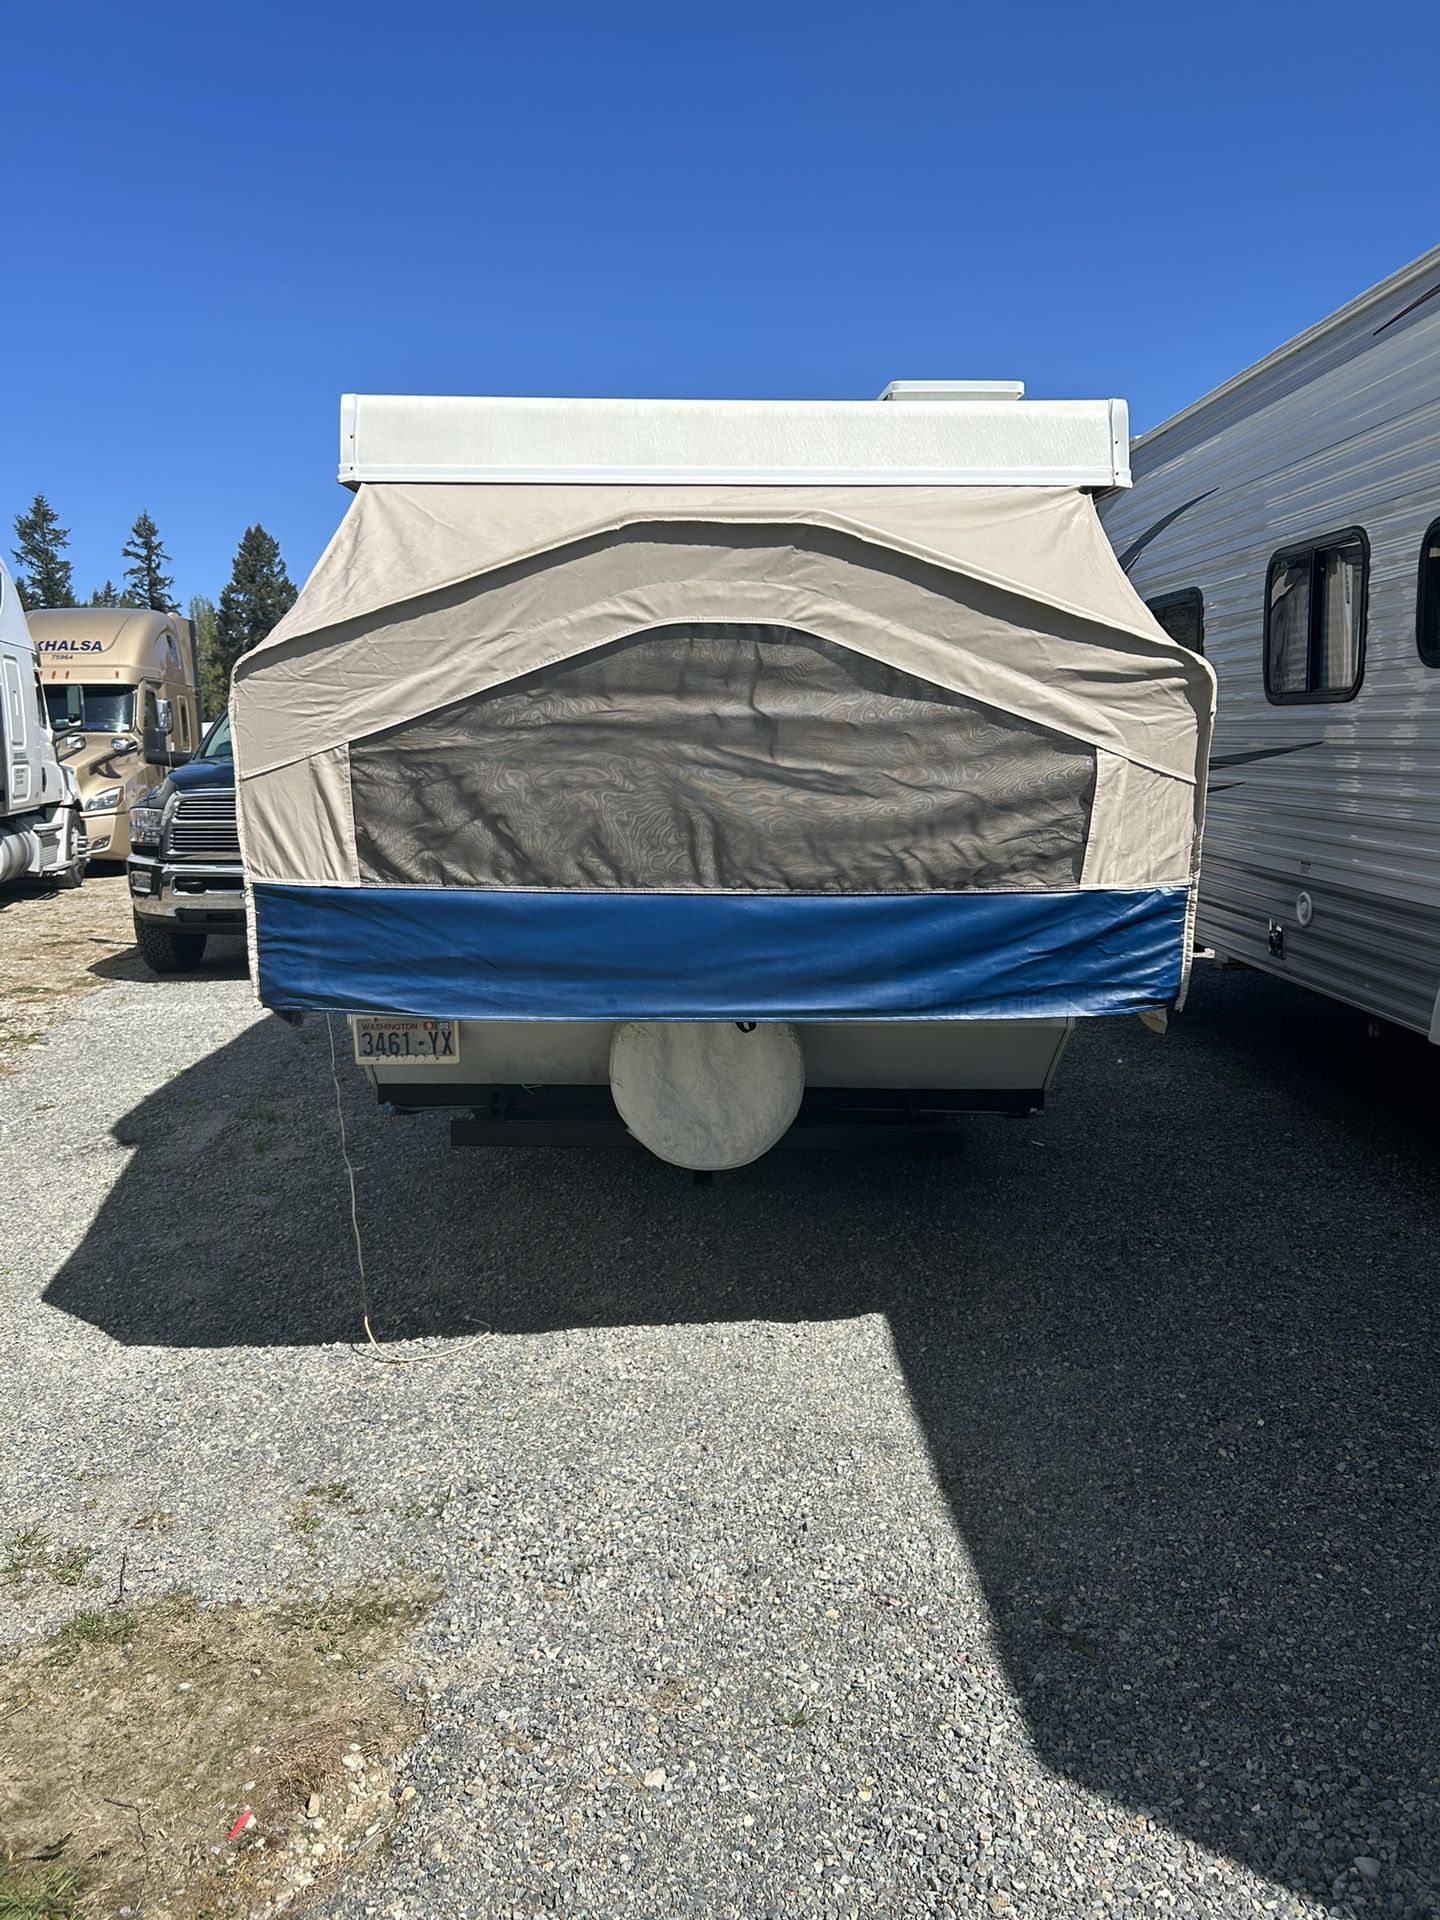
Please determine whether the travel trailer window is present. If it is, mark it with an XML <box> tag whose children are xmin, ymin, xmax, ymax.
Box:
<box><xmin>1146</xmin><ymin>588</ymin><xmax>1204</xmax><ymax>654</ymax></box>
<box><xmin>42</xmin><ymin>684</ymin><xmax>136</xmax><ymax>733</ymax></box>
<box><xmin>1419</xmin><ymin>518</ymin><xmax>1440</xmax><ymax>667</ymax></box>
<box><xmin>1264</xmin><ymin>530</ymin><xmax>1368</xmax><ymax>703</ymax></box>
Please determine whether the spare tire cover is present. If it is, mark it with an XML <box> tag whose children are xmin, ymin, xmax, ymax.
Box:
<box><xmin>609</xmin><ymin>1021</ymin><xmax>805</xmax><ymax>1170</ymax></box>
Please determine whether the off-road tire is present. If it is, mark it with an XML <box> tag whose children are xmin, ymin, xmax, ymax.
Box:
<box><xmin>134</xmin><ymin>915</ymin><xmax>207</xmax><ymax>974</ymax></box>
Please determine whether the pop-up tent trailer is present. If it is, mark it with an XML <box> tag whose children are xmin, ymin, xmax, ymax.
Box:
<box><xmin>233</xmin><ymin>388</ymin><xmax>1214</xmax><ymax>1168</ymax></box>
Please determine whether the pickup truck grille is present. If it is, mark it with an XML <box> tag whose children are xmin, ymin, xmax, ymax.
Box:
<box><xmin>165</xmin><ymin>790</ymin><xmax>241</xmax><ymax>863</ymax></box>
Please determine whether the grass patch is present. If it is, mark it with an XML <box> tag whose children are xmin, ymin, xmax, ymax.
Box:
<box><xmin>288</xmin><ymin>1481</ymin><xmax>357</xmax><ymax>1550</ymax></box>
<box><xmin>0</xmin><ymin>1865</ymin><xmax>79</xmax><ymax>1919</ymax></box>
<box><xmin>288</xmin><ymin>1501</ymin><xmax>323</xmax><ymax>1543</ymax></box>
<box><xmin>302</xmin><ymin>1481</ymin><xmax>355</xmax><ymax>1507</ymax></box>
<box><xmin>3</xmin><ymin>1527</ymin><xmax>94</xmax><ymax>1590</ymax></box>
<box><xmin>48</xmin><ymin>1606</ymin><xmax>137</xmax><ymax>1662</ymax></box>
<box><xmin>0</xmin><ymin>1578</ymin><xmax>439</xmax><ymax>1920</ymax></box>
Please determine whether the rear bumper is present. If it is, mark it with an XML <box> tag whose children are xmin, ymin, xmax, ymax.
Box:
<box><xmin>128</xmin><ymin>855</ymin><xmax>245</xmax><ymax>927</ymax></box>
<box><xmin>449</xmin><ymin>1082</ymin><xmax>1040</xmax><ymax>1147</ymax></box>
<box><xmin>360</xmin><ymin>1016</ymin><xmax>1074</xmax><ymax>1146</ymax></box>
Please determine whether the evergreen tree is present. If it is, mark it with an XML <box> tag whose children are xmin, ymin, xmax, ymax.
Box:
<box><xmin>89</xmin><ymin>580</ymin><xmax>120</xmax><ymax>607</ymax></box>
<box><xmin>211</xmin><ymin>526</ymin><xmax>296</xmax><ymax>707</ymax></box>
<box><xmin>189</xmin><ymin>593</ymin><xmax>221</xmax><ymax>715</ymax></box>
<box><xmin>120</xmin><ymin>509</ymin><xmax>177</xmax><ymax>611</ymax></box>
<box><xmin>11</xmin><ymin>494</ymin><xmax>76</xmax><ymax>608</ymax></box>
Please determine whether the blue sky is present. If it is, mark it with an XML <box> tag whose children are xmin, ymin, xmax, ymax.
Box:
<box><xmin>3</xmin><ymin>0</ymin><xmax>1436</xmax><ymax>607</ymax></box>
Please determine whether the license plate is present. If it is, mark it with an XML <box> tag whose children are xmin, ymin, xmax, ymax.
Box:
<box><xmin>352</xmin><ymin>1016</ymin><xmax>460</xmax><ymax>1065</ymax></box>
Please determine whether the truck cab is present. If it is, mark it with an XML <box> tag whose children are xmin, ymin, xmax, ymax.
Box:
<box><xmin>33</xmin><ymin>607</ymin><xmax>200</xmax><ymax>860</ymax></box>
<box><xmin>0</xmin><ymin>558</ymin><xmax>87</xmax><ymax>888</ymax></box>
<box><xmin>127</xmin><ymin>710</ymin><xmax>244</xmax><ymax>971</ymax></box>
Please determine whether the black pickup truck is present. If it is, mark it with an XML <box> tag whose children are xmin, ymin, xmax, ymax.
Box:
<box><xmin>126</xmin><ymin>711</ymin><xmax>244</xmax><ymax>972</ymax></box>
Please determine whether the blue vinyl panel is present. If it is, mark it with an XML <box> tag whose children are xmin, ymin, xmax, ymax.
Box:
<box><xmin>253</xmin><ymin>883</ymin><xmax>1189</xmax><ymax>1022</ymax></box>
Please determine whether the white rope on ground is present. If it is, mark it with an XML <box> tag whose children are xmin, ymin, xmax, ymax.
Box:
<box><xmin>325</xmin><ymin>1013</ymin><xmax>490</xmax><ymax>1365</ymax></box>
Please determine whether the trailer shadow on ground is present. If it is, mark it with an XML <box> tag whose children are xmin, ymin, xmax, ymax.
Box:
<box><xmin>42</xmin><ymin>964</ymin><xmax>1440</xmax><ymax>1905</ymax></box>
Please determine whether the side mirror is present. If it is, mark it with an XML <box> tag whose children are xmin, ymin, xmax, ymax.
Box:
<box><xmin>156</xmin><ymin>696</ymin><xmax>173</xmax><ymax>735</ymax></box>
<box><xmin>144</xmin><ymin>726</ymin><xmax>191</xmax><ymax>768</ymax></box>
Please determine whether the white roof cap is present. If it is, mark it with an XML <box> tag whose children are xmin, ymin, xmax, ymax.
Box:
<box><xmin>338</xmin><ymin>391</ymin><xmax>1130</xmax><ymax>490</ymax></box>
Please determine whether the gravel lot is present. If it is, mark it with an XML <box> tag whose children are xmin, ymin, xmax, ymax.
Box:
<box><xmin>2</xmin><ymin>877</ymin><xmax>1437</xmax><ymax>1918</ymax></box>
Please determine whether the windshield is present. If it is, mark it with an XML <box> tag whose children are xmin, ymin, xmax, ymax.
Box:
<box><xmin>43</xmin><ymin>685</ymin><xmax>136</xmax><ymax>734</ymax></box>
<box><xmin>199</xmin><ymin>713</ymin><xmax>233</xmax><ymax>760</ymax></box>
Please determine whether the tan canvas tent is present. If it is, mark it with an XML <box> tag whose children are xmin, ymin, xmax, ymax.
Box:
<box><xmin>232</xmin><ymin>392</ymin><xmax>1213</xmax><ymax>1161</ymax></box>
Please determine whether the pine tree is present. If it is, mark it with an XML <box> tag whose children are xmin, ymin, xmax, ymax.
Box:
<box><xmin>89</xmin><ymin>580</ymin><xmax>120</xmax><ymax>607</ymax></box>
<box><xmin>11</xmin><ymin>495</ymin><xmax>76</xmax><ymax>608</ymax></box>
<box><xmin>210</xmin><ymin>526</ymin><xmax>297</xmax><ymax>710</ymax></box>
<box><xmin>120</xmin><ymin>510</ymin><xmax>177</xmax><ymax>612</ymax></box>
<box><xmin>189</xmin><ymin>594</ymin><xmax>220</xmax><ymax>716</ymax></box>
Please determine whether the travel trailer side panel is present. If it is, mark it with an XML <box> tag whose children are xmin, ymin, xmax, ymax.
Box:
<box><xmin>1099</xmin><ymin>248</ymin><xmax>1440</xmax><ymax>1036</ymax></box>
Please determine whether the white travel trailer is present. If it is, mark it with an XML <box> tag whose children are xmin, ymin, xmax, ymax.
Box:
<box><xmin>1099</xmin><ymin>247</ymin><xmax>1440</xmax><ymax>1038</ymax></box>
<box><xmin>234</xmin><ymin>388</ymin><xmax>1212</xmax><ymax>1169</ymax></box>
<box><xmin>0</xmin><ymin>557</ymin><xmax>87</xmax><ymax>887</ymax></box>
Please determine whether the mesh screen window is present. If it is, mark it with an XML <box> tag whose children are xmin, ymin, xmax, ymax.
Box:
<box><xmin>349</xmin><ymin>624</ymin><xmax>1097</xmax><ymax>894</ymax></box>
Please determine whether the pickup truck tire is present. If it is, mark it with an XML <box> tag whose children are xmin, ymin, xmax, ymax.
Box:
<box><xmin>134</xmin><ymin>916</ymin><xmax>207</xmax><ymax>974</ymax></box>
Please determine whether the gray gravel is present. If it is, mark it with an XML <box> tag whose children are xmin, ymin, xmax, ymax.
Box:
<box><xmin>2</xmin><ymin>945</ymin><xmax>1438</xmax><ymax>1919</ymax></box>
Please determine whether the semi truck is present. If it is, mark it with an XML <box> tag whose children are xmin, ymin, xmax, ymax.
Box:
<box><xmin>33</xmin><ymin>606</ymin><xmax>201</xmax><ymax>861</ymax></box>
<box><xmin>0</xmin><ymin>557</ymin><xmax>87</xmax><ymax>888</ymax></box>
